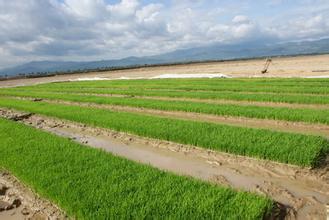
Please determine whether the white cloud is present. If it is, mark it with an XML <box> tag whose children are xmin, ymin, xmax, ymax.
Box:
<box><xmin>232</xmin><ymin>15</ymin><xmax>250</xmax><ymax>24</ymax></box>
<box><xmin>62</xmin><ymin>0</ymin><xmax>106</xmax><ymax>18</ymax></box>
<box><xmin>269</xmin><ymin>13</ymin><xmax>329</xmax><ymax>40</ymax></box>
<box><xmin>136</xmin><ymin>4</ymin><xmax>162</xmax><ymax>24</ymax></box>
<box><xmin>0</xmin><ymin>0</ymin><xmax>328</xmax><ymax>68</ymax></box>
<box><xmin>107</xmin><ymin>0</ymin><xmax>139</xmax><ymax>19</ymax></box>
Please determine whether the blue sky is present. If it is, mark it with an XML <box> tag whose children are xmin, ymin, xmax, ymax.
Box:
<box><xmin>0</xmin><ymin>0</ymin><xmax>328</xmax><ymax>67</ymax></box>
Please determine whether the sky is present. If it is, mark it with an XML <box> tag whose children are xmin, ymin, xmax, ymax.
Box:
<box><xmin>0</xmin><ymin>0</ymin><xmax>328</xmax><ymax>68</ymax></box>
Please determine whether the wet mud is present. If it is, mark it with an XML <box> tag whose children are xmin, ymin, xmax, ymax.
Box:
<box><xmin>0</xmin><ymin>171</ymin><xmax>66</xmax><ymax>220</ymax></box>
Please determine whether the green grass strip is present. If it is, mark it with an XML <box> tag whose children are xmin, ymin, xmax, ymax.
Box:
<box><xmin>1</xmin><ymin>90</ymin><xmax>329</xmax><ymax>125</ymax></box>
<box><xmin>6</xmin><ymin>84</ymin><xmax>329</xmax><ymax>105</ymax></box>
<box><xmin>0</xmin><ymin>97</ymin><xmax>328</xmax><ymax>167</ymax></box>
<box><xmin>0</xmin><ymin>117</ymin><xmax>273</xmax><ymax>219</ymax></box>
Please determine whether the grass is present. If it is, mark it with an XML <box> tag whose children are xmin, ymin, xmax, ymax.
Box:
<box><xmin>0</xmin><ymin>96</ymin><xmax>328</xmax><ymax>167</ymax></box>
<box><xmin>0</xmin><ymin>117</ymin><xmax>273</xmax><ymax>219</ymax></box>
<box><xmin>1</xmin><ymin>90</ymin><xmax>329</xmax><ymax>125</ymax></box>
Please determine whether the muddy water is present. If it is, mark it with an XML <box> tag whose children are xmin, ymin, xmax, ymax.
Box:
<box><xmin>0</xmin><ymin>109</ymin><xmax>329</xmax><ymax>219</ymax></box>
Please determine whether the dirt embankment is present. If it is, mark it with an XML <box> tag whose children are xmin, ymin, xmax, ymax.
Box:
<box><xmin>0</xmin><ymin>171</ymin><xmax>66</xmax><ymax>220</ymax></box>
<box><xmin>1</xmin><ymin>54</ymin><xmax>329</xmax><ymax>88</ymax></box>
<box><xmin>0</xmin><ymin>108</ymin><xmax>328</xmax><ymax>220</ymax></box>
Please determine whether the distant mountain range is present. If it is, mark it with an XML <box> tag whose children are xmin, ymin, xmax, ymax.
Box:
<box><xmin>1</xmin><ymin>38</ymin><xmax>329</xmax><ymax>77</ymax></box>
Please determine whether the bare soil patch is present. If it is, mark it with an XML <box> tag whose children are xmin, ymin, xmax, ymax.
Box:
<box><xmin>0</xmin><ymin>171</ymin><xmax>66</xmax><ymax>220</ymax></box>
<box><xmin>1</xmin><ymin>54</ymin><xmax>329</xmax><ymax>88</ymax></box>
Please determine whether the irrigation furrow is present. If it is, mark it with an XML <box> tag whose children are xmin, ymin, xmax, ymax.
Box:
<box><xmin>0</xmin><ymin>108</ymin><xmax>328</xmax><ymax>219</ymax></box>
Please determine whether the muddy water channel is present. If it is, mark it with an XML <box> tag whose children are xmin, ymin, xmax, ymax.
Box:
<box><xmin>0</xmin><ymin>109</ymin><xmax>329</xmax><ymax>220</ymax></box>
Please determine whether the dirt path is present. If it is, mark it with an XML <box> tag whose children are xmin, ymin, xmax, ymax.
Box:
<box><xmin>0</xmin><ymin>171</ymin><xmax>66</xmax><ymax>220</ymax></box>
<box><xmin>1</xmin><ymin>54</ymin><xmax>329</xmax><ymax>88</ymax></box>
<box><xmin>0</xmin><ymin>108</ymin><xmax>328</xmax><ymax>220</ymax></box>
<box><xmin>35</xmin><ymin>98</ymin><xmax>329</xmax><ymax>138</ymax></box>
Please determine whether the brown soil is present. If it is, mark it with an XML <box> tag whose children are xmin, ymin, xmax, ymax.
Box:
<box><xmin>34</xmin><ymin>98</ymin><xmax>329</xmax><ymax>138</ymax></box>
<box><xmin>0</xmin><ymin>108</ymin><xmax>328</xmax><ymax>220</ymax></box>
<box><xmin>0</xmin><ymin>171</ymin><xmax>66</xmax><ymax>220</ymax></box>
<box><xmin>1</xmin><ymin>54</ymin><xmax>329</xmax><ymax>88</ymax></box>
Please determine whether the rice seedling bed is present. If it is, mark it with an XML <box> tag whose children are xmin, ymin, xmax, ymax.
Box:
<box><xmin>0</xmin><ymin>97</ymin><xmax>328</xmax><ymax>167</ymax></box>
<box><xmin>0</xmin><ymin>117</ymin><xmax>273</xmax><ymax>219</ymax></box>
